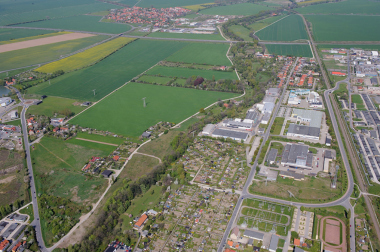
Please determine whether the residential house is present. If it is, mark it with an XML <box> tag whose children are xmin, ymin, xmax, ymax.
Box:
<box><xmin>134</xmin><ymin>214</ymin><xmax>148</xmax><ymax>230</ymax></box>
<box><xmin>230</xmin><ymin>226</ymin><xmax>240</xmax><ymax>240</ymax></box>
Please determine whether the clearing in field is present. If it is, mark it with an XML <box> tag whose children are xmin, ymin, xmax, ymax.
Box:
<box><xmin>27</xmin><ymin>40</ymin><xmax>189</xmax><ymax>101</ymax></box>
<box><xmin>0</xmin><ymin>30</ymin><xmax>69</xmax><ymax>45</ymax></box>
<box><xmin>0</xmin><ymin>32</ymin><xmax>94</xmax><ymax>53</ymax></box>
<box><xmin>265</xmin><ymin>44</ymin><xmax>313</xmax><ymax>57</ymax></box>
<box><xmin>145</xmin><ymin>66</ymin><xmax>238</xmax><ymax>80</ymax></box>
<box><xmin>255</xmin><ymin>15</ymin><xmax>308</xmax><ymax>41</ymax></box>
<box><xmin>166</xmin><ymin>43</ymin><xmax>231</xmax><ymax>66</ymax></box>
<box><xmin>248</xmin><ymin>15</ymin><xmax>283</xmax><ymax>32</ymax></box>
<box><xmin>69</xmin><ymin>83</ymin><xmax>234</xmax><ymax>136</ymax></box>
<box><xmin>297</xmin><ymin>0</ymin><xmax>380</xmax><ymax>14</ymax></box>
<box><xmin>14</xmin><ymin>15</ymin><xmax>131</xmax><ymax>34</ymax></box>
<box><xmin>147</xmin><ymin>32</ymin><xmax>225</xmax><ymax>41</ymax></box>
<box><xmin>230</xmin><ymin>25</ymin><xmax>253</xmax><ymax>41</ymax></box>
<box><xmin>26</xmin><ymin>97</ymin><xmax>85</xmax><ymax>117</ymax></box>
<box><xmin>0</xmin><ymin>35</ymin><xmax>108</xmax><ymax>72</ymax></box>
<box><xmin>36</xmin><ymin>37</ymin><xmax>135</xmax><ymax>73</ymax></box>
<box><xmin>199</xmin><ymin>3</ymin><xmax>274</xmax><ymax>16</ymax></box>
<box><xmin>306</xmin><ymin>15</ymin><xmax>380</xmax><ymax>41</ymax></box>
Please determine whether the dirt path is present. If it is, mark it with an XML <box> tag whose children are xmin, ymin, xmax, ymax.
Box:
<box><xmin>0</xmin><ymin>33</ymin><xmax>95</xmax><ymax>53</ymax></box>
<box><xmin>76</xmin><ymin>138</ymin><xmax>119</xmax><ymax>146</ymax></box>
<box><xmin>134</xmin><ymin>152</ymin><xmax>162</xmax><ymax>163</ymax></box>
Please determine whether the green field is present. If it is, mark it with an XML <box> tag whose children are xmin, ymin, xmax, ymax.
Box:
<box><xmin>199</xmin><ymin>3</ymin><xmax>274</xmax><ymax>16</ymax></box>
<box><xmin>0</xmin><ymin>0</ymin><xmax>121</xmax><ymax>26</ymax></box>
<box><xmin>255</xmin><ymin>15</ymin><xmax>308</xmax><ymax>41</ymax></box>
<box><xmin>65</xmin><ymin>138</ymin><xmax>117</xmax><ymax>154</ymax></box>
<box><xmin>147</xmin><ymin>32</ymin><xmax>225</xmax><ymax>40</ymax></box>
<box><xmin>0</xmin><ymin>35</ymin><xmax>108</xmax><ymax>71</ymax></box>
<box><xmin>137</xmin><ymin>75</ymin><xmax>174</xmax><ymax>85</ymax></box>
<box><xmin>27</xmin><ymin>40</ymin><xmax>189</xmax><ymax>101</ymax></box>
<box><xmin>166</xmin><ymin>43</ymin><xmax>231</xmax><ymax>66</ymax></box>
<box><xmin>297</xmin><ymin>0</ymin><xmax>380</xmax><ymax>14</ymax></box>
<box><xmin>74</xmin><ymin>132</ymin><xmax>125</xmax><ymax>145</ymax></box>
<box><xmin>0</xmin><ymin>28</ymin><xmax>58</xmax><ymax>43</ymax></box>
<box><xmin>146</xmin><ymin>66</ymin><xmax>238</xmax><ymax>80</ymax></box>
<box><xmin>26</xmin><ymin>97</ymin><xmax>85</xmax><ymax>117</ymax></box>
<box><xmin>230</xmin><ymin>25</ymin><xmax>253</xmax><ymax>41</ymax></box>
<box><xmin>266</xmin><ymin>44</ymin><xmax>313</xmax><ymax>57</ymax></box>
<box><xmin>318</xmin><ymin>44</ymin><xmax>380</xmax><ymax>51</ymax></box>
<box><xmin>70</xmin><ymin>83</ymin><xmax>234</xmax><ymax>136</ymax></box>
<box><xmin>352</xmin><ymin>94</ymin><xmax>363</xmax><ymax>104</ymax></box>
<box><xmin>249</xmin><ymin>15</ymin><xmax>283</xmax><ymax>32</ymax></box>
<box><xmin>0</xmin><ymin>66</ymin><xmax>36</xmax><ymax>79</ymax></box>
<box><xmin>137</xmin><ymin>0</ymin><xmax>211</xmax><ymax>8</ymax></box>
<box><xmin>306</xmin><ymin>15</ymin><xmax>380</xmax><ymax>41</ymax></box>
<box><xmin>15</xmin><ymin>15</ymin><xmax>131</xmax><ymax>34</ymax></box>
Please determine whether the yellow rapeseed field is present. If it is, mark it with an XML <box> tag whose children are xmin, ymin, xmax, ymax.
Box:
<box><xmin>183</xmin><ymin>3</ymin><xmax>215</xmax><ymax>11</ymax></box>
<box><xmin>297</xmin><ymin>0</ymin><xmax>328</xmax><ymax>5</ymax></box>
<box><xmin>36</xmin><ymin>37</ymin><xmax>136</xmax><ymax>73</ymax></box>
<box><xmin>0</xmin><ymin>31</ymin><xmax>71</xmax><ymax>45</ymax></box>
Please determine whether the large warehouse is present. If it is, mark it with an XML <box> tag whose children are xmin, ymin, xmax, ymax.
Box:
<box><xmin>287</xmin><ymin>124</ymin><xmax>320</xmax><ymax>140</ymax></box>
<box><xmin>291</xmin><ymin>108</ymin><xmax>323</xmax><ymax>128</ymax></box>
<box><xmin>281</xmin><ymin>143</ymin><xmax>313</xmax><ymax>169</ymax></box>
<box><xmin>212</xmin><ymin>128</ymin><xmax>249</xmax><ymax>141</ymax></box>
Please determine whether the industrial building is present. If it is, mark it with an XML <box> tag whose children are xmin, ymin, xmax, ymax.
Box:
<box><xmin>202</xmin><ymin>124</ymin><xmax>216</xmax><ymax>135</ymax></box>
<box><xmin>291</xmin><ymin>109</ymin><xmax>323</xmax><ymax>128</ymax></box>
<box><xmin>281</xmin><ymin>143</ymin><xmax>313</xmax><ymax>169</ymax></box>
<box><xmin>244</xmin><ymin>110</ymin><xmax>260</xmax><ymax>124</ymax></box>
<box><xmin>243</xmin><ymin>230</ymin><xmax>264</xmax><ymax>241</ymax></box>
<box><xmin>266</xmin><ymin>149</ymin><xmax>278</xmax><ymax>164</ymax></box>
<box><xmin>287</xmin><ymin>124</ymin><xmax>320</xmax><ymax>140</ymax></box>
<box><xmin>268</xmin><ymin>235</ymin><xmax>279</xmax><ymax>252</ymax></box>
<box><xmin>267</xmin><ymin>88</ymin><xmax>281</xmax><ymax>97</ymax></box>
<box><xmin>261</xmin><ymin>113</ymin><xmax>271</xmax><ymax>125</ymax></box>
<box><xmin>212</xmin><ymin>128</ymin><xmax>249</xmax><ymax>141</ymax></box>
<box><xmin>0</xmin><ymin>97</ymin><xmax>11</xmax><ymax>107</ymax></box>
<box><xmin>222</xmin><ymin>119</ymin><xmax>253</xmax><ymax>130</ymax></box>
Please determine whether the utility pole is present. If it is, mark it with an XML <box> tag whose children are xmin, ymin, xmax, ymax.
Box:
<box><xmin>92</xmin><ymin>89</ymin><xmax>96</xmax><ymax>96</ymax></box>
<box><xmin>49</xmin><ymin>80</ymin><xmax>51</xmax><ymax>85</ymax></box>
<box><xmin>142</xmin><ymin>97</ymin><xmax>146</xmax><ymax>107</ymax></box>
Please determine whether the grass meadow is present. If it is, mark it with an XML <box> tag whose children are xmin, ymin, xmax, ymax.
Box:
<box><xmin>199</xmin><ymin>3</ymin><xmax>274</xmax><ymax>16</ymax></box>
<box><xmin>297</xmin><ymin>0</ymin><xmax>380</xmax><ymax>14</ymax></box>
<box><xmin>27</xmin><ymin>40</ymin><xmax>189</xmax><ymax>101</ymax></box>
<box><xmin>147</xmin><ymin>32</ymin><xmax>225</xmax><ymax>41</ymax></box>
<box><xmin>0</xmin><ymin>0</ymin><xmax>121</xmax><ymax>26</ymax></box>
<box><xmin>248</xmin><ymin>15</ymin><xmax>283</xmax><ymax>32</ymax></box>
<box><xmin>0</xmin><ymin>35</ymin><xmax>108</xmax><ymax>71</ymax></box>
<box><xmin>74</xmin><ymin>132</ymin><xmax>125</xmax><ymax>145</ymax></box>
<box><xmin>137</xmin><ymin>75</ymin><xmax>174</xmax><ymax>85</ymax></box>
<box><xmin>306</xmin><ymin>15</ymin><xmax>380</xmax><ymax>41</ymax></box>
<box><xmin>31</xmin><ymin>137</ymin><xmax>109</xmax><ymax>202</ymax></box>
<box><xmin>36</xmin><ymin>37</ymin><xmax>136</xmax><ymax>73</ymax></box>
<box><xmin>166</xmin><ymin>43</ymin><xmax>231</xmax><ymax>66</ymax></box>
<box><xmin>266</xmin><ymin>44</ymin><xmax>313</xmax><ymax>57</ymax></box>
<box><xmin>15</xmin><ymin>15</ymin><xmax>131</xmax><ymax>34</ymax></box>
<box><xmin>69</xmin><ymin>83</ymin><xmax>234</xmax><ymax>136</ymax></box>
<box><xmin>230</xmin><ymin>25</ymin><xmax>253</xmax><ymax>41</ymax></box>
<box><xmin>255</xmin><ymin>15</ymin><xmax>308</xmax><ymax>41</ymax></box>
<box><xmin>26</xmin><ymin>96</ymin><xmax>85</xmax><ymax>117</ymax></box>
<box><xmin>146</xmin><ymin>66</ymin><xmax>238</xmax><ymax>80</ymax></box>
<box><xmin>0</xmin><ymin>29</ymin><xmax>60</xmax><ymax>43</ymax></box>
<box><xmin>0</xmin><ymin>31</ymin><xmax>71</xmax><ymax>45</ymax></box>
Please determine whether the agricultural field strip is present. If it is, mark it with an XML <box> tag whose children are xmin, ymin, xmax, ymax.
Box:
<box><xmin>254</xmin><ymin>15</ymin><xmax>290</xmax><ymax>34</ymax></box>
<box><xmin>0</xmin><ymin>33</ymin><xmax>94</xmax><ymax>53</ymax></box>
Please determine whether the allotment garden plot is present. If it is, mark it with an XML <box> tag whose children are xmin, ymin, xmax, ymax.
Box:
<box><xmin>69</xmin><ymin>83</ymin><xmax>234</xmax><ymax>137</ymax></box>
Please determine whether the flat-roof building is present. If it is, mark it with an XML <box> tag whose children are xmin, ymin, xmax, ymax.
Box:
<box><xmin>244</xmin><ymin>110</ymin><xmax>260</xmax><ymax>124</ymax></box>
<box><xmin>266</xmin><ymin>149</ymin><xmax>278</xmax><ymax>164</ymax></box>
<box><xmin>262</xmin><ymin>103</ymin><xmax>275</xmax><ymax>114</ymax></box>
<box><xmin>279</xmin><ymin>170</ymin><xmax>305</xmax><ymax>181</ymax></box>
<box><xmin>269</xmin><ymin>235</ymin><xmax>279</xmax><ymax>252</ymax></box>
<box><xmin>243</xmin><ymin>230</ymin><xmax>264</xmax><ymax>241</ymax></box>
<box><xmin>267</xmin><ymin>88</ymin><xmax>280</xmax><ymax>97</ymax></box>
<box><xmin>292</xmin><ymin>108</ymin><xmax>323</xmax><ymax>128</ymax></box>
<box><xmin>281</xmin><ymin>143</ymin><xmax>313</xmax><ymax>169</ymax></box>
<box><xmin>287</xmin><ymin>124</ymin><xmax>320</xmax><ymax>140</ymax></box>
<box><xmin>212</xmin><ymin>128</ymin><xmax>249</xmax><ymax>141</ymax></box>
<box><xmin>261</xmin><ymin>113</ymin><xmax>271</xmax><ymax>125</ymax></box>
<box><xmin>202</xmin><ymin>124</ymin><xmax>215</xmax><ymax>135</ymax></box>
<box><xmin>222</xmin><ymin>120</ymin><xmax>252</xmax><ymax>130</ymax></box>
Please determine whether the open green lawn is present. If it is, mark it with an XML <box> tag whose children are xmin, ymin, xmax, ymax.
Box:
<box><xmin>297</xmin><ymin>0</ymin><xmax>380</xmax><ymax>14</ymax></box>
<box><xmin>255</xmin><ymin>15</ymin><xmax>308</xmax><ymax>41</ymax></box>
<box><xmin>31</xmin><ymin>137</ymin><xmax>109</xmax><ymax>203</ymax></box>
<box><xmin>249</xmin><ymin>15</ymin><xmax>283</xmax><ymax>32</ymax></box>
<box><xmin>145</xmin><ymin>66</ymin><xmax>238</xmax><ymax>80</ymax></box>
<box><xmin>138</xmin><ymin>130</ymin><xmax>179</xmax><ymax>159</ymax></box>
<box><xmin>19</xmin><ymin>205</ymin><xmax>34</xmax><ymax>223</ymax></box>
<box><xmin>0</xmin><ymin>28</ymin><xmax>58</xmax><ymax>43</ymax></box>
<box><xmin>266</xmin><ymin>44</ymin><xmax>313</xmax><ymax>57</ymax></box>
<box><xmin>119</xmin><ymin>153</ymin><xmax>160</xmax><ymax>181</ymax></box>
<box><xmin>0</xmin><ymin>35</ymin><xmax>107</xmax><ymax>71</ymax></box>
<box><xmin>65</xmin><ymin>138</ymin><xmax>117</xmax><ymax>154</ymax></box>
<box><xmin>73</xmin><ymin>132</ymin><xmax>125</xmax><ymax>145</ymax></box>
<box><xmin>166</xmin><ymin>43</ymin><xmax>231</xmax><ymax>66</ymax></box>
<box><xmin>27</xmin><ymin>40</ymin><xmax>189</xmax><ymax>101</ymax></box>
<box><xmin>271</xmin><ymin>117</ymin><xmax>285</xmax><ymax>135</ymax></box>
<box><xmin>306</xmin><ymin>15</ymin><xmax>380</xmax><ymax>41</ymax></box>
<box><xmin>199</xmin><ymin>3</ymin><xmax>274</xmax><ymax>16</ymax></box>
<box><xmin>230</xmin><ymin>25</ymin><xmax>253</xmax><ymax>41</ymax></box>
<box><xmin>70</xmin><ymin>83</ymin><xmax>234</xmax><ymax>137</ymax></box>
<box><xmin>137</xmin><ymin>75</ymin><xmax>174</xmax><ymax>85</ymax></box>
<box><xmin>147</xmin><ymin>32</ymin><xmax>225</xmax><ymax>40</ymax></box>
<box><xmin>352</xmin><ymin>94</ymin><xmax>363</xmax><ymax>104</ymax></box>
<box><xmin>26</xmin><ymin>97</ymin><xmax>85</xmax><ymax>117</ymax></box>
<box><xmin>15</xmin><ymin>15</ymin><xmax>131</xmax><ymax>34</ymax></box>
<box><xmin>0</xmin><ymin>1</ymin><xmax>121</xmax><ymax>26</ymax></box>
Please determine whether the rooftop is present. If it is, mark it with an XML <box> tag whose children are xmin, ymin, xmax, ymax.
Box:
<box><xmin>243</xmin><ymin>230</ymin><xmax>264</xmax><ymax>240</ymax></box>
<box><xmin>212</xmin><ymin>129</ymin><xmax>248</xmax><ymax>140</ymax></box>
<box><xmin>292</xmin><ymin>108</ymin><xmax>323</xmax><ymax>128</ymax></box>
<box><xmin>287</xmin><ymin>124</ymin><xmax>320</xmax><ymax>138</ymax></box>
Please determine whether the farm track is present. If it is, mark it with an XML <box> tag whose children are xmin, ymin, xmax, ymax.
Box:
<box><xmin>75</xmin><ymin>138</ymin><xmax>118</xmax><ymax>146</ymax></box>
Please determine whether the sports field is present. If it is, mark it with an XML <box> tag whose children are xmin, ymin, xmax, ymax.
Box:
<box><xmin>146</xmin><ymin>66</ymin><xmax>238</xmax><ymax>80</ymax></box>
<box><xmin>199</xmin><ymin>3</ymin><xmax>274</xmax><ymax>16</ymax></box>
<box><xmin>166</xmin><ymin>43</ymin><xmax>231</xmax><ymax>66</ymax></box>
<box><xmin>0</xmin><ymin>29</ymin><xmax>63</xmax><ymax>44</ymax></box>
<box><xmin>147</xmin><ymin>32</ymin><xmax>225</xmax><ymax>41</ymax></box>
<box><xmin>137</xmin><ymin>0</ymin><xmax>211</xmax><ymax>8</ymax></box>
<box><xmin>248</xmin><ymin>15</ymin><xmax>283</xmax><ymax>32</ymax></box>
<box><xmin>306</xmin><ymin>15</ymin><xmax>380</xmax><ymax>41</ymax></box>
<box><xmin>27</xmin><ymin>40</ymin><xmax>189</xmax><ymax>101</ymax></box>
<box><xmin>255</xmin><ymin>15</ymin><xmax>308</xmax><ymax>41</ymax></box>
<box><xmin>36</xmin><ymin>37</ymin><xmax>135</xmax><ymax>73</ymax></box>
<box><xmin>26</xmin><ymin>97</ymin><xmax>85</xmax><ymax>117</ymax></box>
<box><xmin>0</xmin><ymin>35</ymin><xmax>107</xmax><ymax>71</ymax></box>
<box><xmin>70</xmin><ymin>83</ymin><xmax>234</xmax><ymax>136</ymax></box>
<box><xmin>266</xmin><ymin>44</ymin><xmax>313</xmax><ymax>57</ymax></box>
<box><xmin>297</xmin><ymin>0</ymin><xmax>380</xmax><ymax>14</ymax></box>
<box><xmin>15</xmin><ymin>15</ymin><xmax>131</xmax><ymax>34</ymax></box>
<box><xmin>230</xmin><ymin>25</ymin><xmax>253</xmax><ymax>41</ymax></box>
<box><xmin>0</xmin><ymin>0</ymin><xmax>121</xmax><ymax>26</ymax></box>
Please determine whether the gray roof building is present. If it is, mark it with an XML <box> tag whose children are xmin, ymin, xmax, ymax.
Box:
<box><xmin>279</xmin><ymin>170</ymin><xmax>305</xmax><ymax>180</ymax></box>
<box><xmin>222</xmin><ymin>120</ymin><xmax>252</xmax><ymax>130</ymax></box>
<box><xmin>266</xmin><ymin>149</ymin><xmax>278</xmax><ymax>163</ymax></box>
<box><xmin>212</xmin><ymin>129</ymin><xmax>249</xmax><ymax>141</ymax></box>
<box><xmin>261</xmin><ymin>112</ymin><xmax>271</xmax><ymax>124</ymax></box>
<box><xmin>371</xmin><ymin>78</ymin><xmax>378</xmax><ymax>85</ymax></box>
<box><xmin>142</xmin><ymin>131</ymin><xmax>151</xmax><ymax>138</ymax></box>
<box><xmin>294</xmin><ymin>247</ymin><xmax>304</xmax><ymax>252</ymax></box>
<box><xmin>245</xmin><ymin>110</ymin><xmax>260</xmax><ymax>122</ymax></box>
<box><xmin>281</xmin><ymin>143</ymin><xmax>313</xmax><ymax>169</ymax></box>
<box><xmin>262</xmin><ymin>102</ymin><xmax>275</xmax><ymax>114</ymax></box>
<box><xmin>287</xmin><ymin>124</ymin><xmax>320</xmax><ymax>140</ymax></box>
<box><xmin>263</xmin><ymin>96</ymin><xmax>276</xmax><ymax>104</ymax></box>
<box><xmin>292</xmin><ymin>108</ymin><xmax>323</xmax><ymax>128</ymax></box>
<box><xmin>243</xmin><ymin>230</ymin><xmax>264</xmax><ymax>240</ymax></box>
<box><xmin>267</xmin><ymin>88</ymin><xmax>280</xmax><ymax>97</ymax></box>
<box><xmin>269</xmin><ymin>234</ymin><xmax>279</xmax><ymax>252</ymax></box>
<box><xmin>202</xmin><ymin>124</ymin><xmax>215</xmax><ymax>135</ymax></box>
